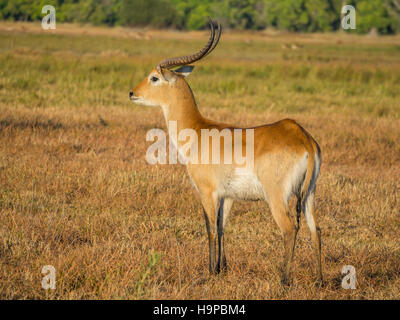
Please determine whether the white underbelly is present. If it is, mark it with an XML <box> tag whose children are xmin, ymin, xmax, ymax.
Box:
<box><xmin>221</xmin><ymin>171</ymin><xmax>265</xmax><ymax>201</ymax></box>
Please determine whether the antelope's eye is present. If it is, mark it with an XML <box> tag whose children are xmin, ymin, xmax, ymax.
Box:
<box><xmin>150</xmin><ymin>76</ymin><xmax>159</xmax><ymax>82</ymax></box>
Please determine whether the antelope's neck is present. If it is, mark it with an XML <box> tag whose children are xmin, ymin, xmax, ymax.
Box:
<box><xmin>161</xmin><ymin>89</ymin><xmax>206</xmax><ymax>140</ymax></box>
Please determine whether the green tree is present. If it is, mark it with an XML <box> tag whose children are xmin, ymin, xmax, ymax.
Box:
<box><xmin>385</xmin><ymin>0</ymin><xmax>400</xmax><ymax>33</ymax></box>
<box><xmin>305</xmin><ymin>0</ymin><xmax>337</xmax><ymax>31</ymax></box>
<box><xmin>0</xmin><ymin>0</ymin><xmax>58</xmax><ymax>21</ymax></box>
<box><xmin>89</xmin><ymin>0</ymin><xmax>121</xmax><ymax>25</ymax></box>
<box><xmin>170</xmin><ymin>0</ymin><xmax>212</xmax><ymax>30</ymax></box>
<box><xmin>210</xmin><ymin>0</ymin><xmax>268</xmax><ymax>30</ymax></box>
<box><xmin>119</xmin><ymin>0</ymin><xmax>178</xmax><ymax>28</ymax></box>
<box><xmin>266</xmin><ymin>0</ymin><xmax>310</xmax><ymax>31</ymax></box>
<box><xmin>186</xmin><ymin>3</ymin><xmax>212</xmax><ymax>30</ymax></box>
<box><xmin>356</xmin><ymin>0</ymin><xmax>394</xmax><ymax>34</ymax></box>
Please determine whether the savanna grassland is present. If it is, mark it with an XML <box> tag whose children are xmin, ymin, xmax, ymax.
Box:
<box><xmin>0</xmin><ymin>22</ymin><xmax>399</xmax><ymax>299</ymax></box>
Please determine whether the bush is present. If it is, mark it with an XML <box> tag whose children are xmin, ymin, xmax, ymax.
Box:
<box><xmin>119</xmin><ymin>0</ymin><xmax>179</xmax><ymax>28</ymax></box>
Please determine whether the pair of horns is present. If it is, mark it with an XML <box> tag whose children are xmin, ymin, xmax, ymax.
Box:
<box><xmin>156</xmin><ymin>18</ymin><xmax>222</xmax><ymax>73</ymax></box>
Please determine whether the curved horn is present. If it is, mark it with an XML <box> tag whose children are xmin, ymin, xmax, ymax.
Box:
<box><xmin>156</xmin><ymin>18</ymin><xmax>221</xmax><ymax>72</ymax></box>
<box><xmin>204</xmin><ymin>21</ymin><xmax>222</xmax><ymax>58</ymax></box>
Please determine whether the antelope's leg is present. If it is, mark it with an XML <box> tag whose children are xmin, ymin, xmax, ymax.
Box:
<box><xmin>218</xmin><ymin>198</ymin><xmax>233</xmax><ymax>272</ymax></box>
<box><xmin>304</xmin><ymin>192</ymin><xmax>323</xmax><ymax>285</ymax></box>
<box><xmin>201</xmin><ymin>194</ymin><xmax>218</xmax><ymax>275</ymax></box>
<box><xmin>269</xmin><ymin>196</ymin><xmax>298</xmax><ymax>286</ymax></box>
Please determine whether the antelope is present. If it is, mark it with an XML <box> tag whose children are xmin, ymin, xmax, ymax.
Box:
<box><xmin>130</xmin><ymin>20</ymin><xmax>323</xmax><ymax>285</ymax></box>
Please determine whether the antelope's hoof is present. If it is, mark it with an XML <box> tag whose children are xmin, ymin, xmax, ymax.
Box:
<box><xmin>217</xmin><ymin>260</ymin><xmax>228</xmax><ymax>274</ymax></box>
<box><xmin>281</xmin><ymin>276</ymin><xmax>291</xmax><ymax>287</ymax></box>
<box><xmin>315</xmin><ymin>278</ymin><xmax>325</xmax><ymax>288</ymax></box>
<box><xmin>209</xmin><ymin>267</ymin><xmax>219</xmax><ymax>275</ymax></box>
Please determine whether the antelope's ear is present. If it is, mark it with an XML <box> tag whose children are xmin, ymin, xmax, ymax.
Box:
<box><xmin>163</xmin><ymin>70</ymin><xmax>177</xmax><ymax>83</ymax></box>
<box><xmin>174</xmin><ymin>65</ymin><xmax>195</xmax><ymax>77</ymax></box>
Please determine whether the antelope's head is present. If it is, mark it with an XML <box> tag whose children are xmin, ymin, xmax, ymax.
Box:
<box><xmin>130</xmin><ymin>19</ymin><xmax>222</xmax><ymax>108</ymax></box>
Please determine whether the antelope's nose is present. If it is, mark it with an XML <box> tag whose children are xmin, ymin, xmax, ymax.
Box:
<box><xmin>129</xmin><ymin>91</ymin><xmax>134</xmax><ymax>98</ymax></box>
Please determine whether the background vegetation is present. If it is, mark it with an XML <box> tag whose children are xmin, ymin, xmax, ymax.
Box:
<box><xmin>0</xmin><ymin>0</ymin><xmax>400</xmax><ymax>34</ymax></box>
<box><xmin>0</xmin><ymin>22</ymin><xmax>399</xmax><ymax>299</ymax></box>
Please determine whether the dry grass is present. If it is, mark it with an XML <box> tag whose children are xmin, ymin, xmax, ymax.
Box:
<box><xmin>0</xmin><ymin>22</ymin><xmax>399</xmax><ymax>299</ymax></box>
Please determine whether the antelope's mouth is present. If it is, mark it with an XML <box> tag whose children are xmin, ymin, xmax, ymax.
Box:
<box><xmin>130</xmin><ymin>94</ymin><xmax>142</xmax><ymax>103</ymax></box>
<box><xmin>130</xmin><ymin>96</ymin><xmax>150</xmax><ymax>107</ymax></box>
<box><xmin>129</xmin><ymin>90</ymin><xmax>140</xmax><ymax>102</ymax></box>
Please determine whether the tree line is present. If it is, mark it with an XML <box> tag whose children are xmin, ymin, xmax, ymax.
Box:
<box><xmin>1</xmin><ymin>0</ymin><xmax>399</xmax><ymax>34</ymax></box>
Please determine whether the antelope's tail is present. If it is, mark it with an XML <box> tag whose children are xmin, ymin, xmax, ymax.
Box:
<box><xmin>299</xmin><ymin>139</ymin><xmax>321</xmax><ymax>214</ymax></box>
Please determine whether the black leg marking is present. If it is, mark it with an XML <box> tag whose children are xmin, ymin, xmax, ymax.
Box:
<box><xmin>296</xmin><ymin>197</ymin><xmax>302</xmax><ymax>229</ymax></box>
<box><xmin>216</xmin><ymin>198</ymin><xmax>224</xmax><ymax>273</ymax></box>
<box><xmin>203</xmin><ymin>210</ymin><xmax>213</xmax><ymax>274</ymax></box>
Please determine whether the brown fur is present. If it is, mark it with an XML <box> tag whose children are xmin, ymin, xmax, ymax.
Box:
<box><xmin>131</xmin><ymin>67</ymin><xmax>323</xmax><ymax>285</ymax></box>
